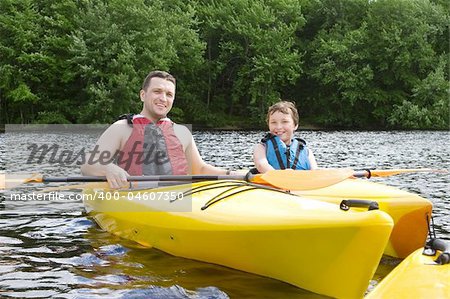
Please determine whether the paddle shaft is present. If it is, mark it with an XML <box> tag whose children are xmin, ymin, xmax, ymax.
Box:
<box><xmin>36</xmin><ymin>170</ymin><xmax>403</xmax><ymax>184</ymax></box>
<box><xmin>353</xmin><ymin>168</ymin><xmax>446</xmax><ymax>178</ymax></box>
<box><xmin>41</xmin><ymin>174</ymin><xmax>248</xmax><ymax>183</ymax></box>
<box><xmin>37</xmin><ymin>168</ymin><xmax>445</xmax><ymax>183</ymax></box>
<box><xmin>10</xmin><ymin>168</ymin><xmax>444</xmax><ymax>191</ymax></box>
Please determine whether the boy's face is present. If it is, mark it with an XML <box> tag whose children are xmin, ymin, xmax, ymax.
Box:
<box><xmin>268</xmin><ymin>111</ymin><xmax>298</xmax><ymax>144</ymax></box>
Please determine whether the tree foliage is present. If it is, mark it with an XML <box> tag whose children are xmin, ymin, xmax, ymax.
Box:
<box><xmin>194</xmin><ymin>0</ymin><xmax>305</xmax><ymax>125</ymax></box>
<box><xmin>0</xmin><ymin>0</ymin><xmax>448</xmax><ymax>129</ymax></box>
<box><xmin>66</xmin><ymin>0</ymin><xmax>204</xmax><ymax>123</ymax></box>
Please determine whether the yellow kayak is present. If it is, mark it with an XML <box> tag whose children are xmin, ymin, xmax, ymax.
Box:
<box><xmin>84</xmin><ymin>180</ymin><xmax>393</xmax><ymax>299</ymax></box>
<box><xmin>295</xmin><ymin>179</ymin><xmax>432</xmax><ymax>258</ymax></box>
<box><xmin>366</xmin><ymin>239</ymin><xmax>450</xmax><ymax>298</ymax></box>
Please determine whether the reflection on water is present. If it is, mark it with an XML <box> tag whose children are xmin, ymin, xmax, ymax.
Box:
<box><xmin>0</xmin><ymin>130</ymin><xmax>449</xmax><ymax>298</ymax></box>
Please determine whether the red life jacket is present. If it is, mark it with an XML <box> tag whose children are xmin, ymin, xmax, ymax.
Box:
<box><xmin>117</xmin><ymin>115</ymin><xmax>188</xmax><ymax>175</ymax></box>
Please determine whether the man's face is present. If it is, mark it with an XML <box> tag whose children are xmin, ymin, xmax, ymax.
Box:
<box><xmin>140</xmin><ymin>77</ymin><xmax>175</xmax><ymax>121</ymax></box>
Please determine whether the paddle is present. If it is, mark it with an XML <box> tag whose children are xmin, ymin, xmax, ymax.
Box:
<box><xmin>1</xmin><ymin>168</ymin><xmax>446</xmax><ymax>191</ymax></box>
<box><xmin>1</xmin><ymin>169</ymin><xmax>352</xmax><ymax>191</ymax></box>
<box><xmin>0</xmin><ymin>169</ymin><xmax>352</xmax><ymax>191</ymax></box>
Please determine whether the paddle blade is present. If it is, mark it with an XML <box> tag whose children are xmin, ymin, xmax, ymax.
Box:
<box><xmin>1</xmin><ymin>173</ymin><xmax>43</xmax><ymax>190</ymax></box>
<box><xmin>257</xmin><ymin>168</ymin><xmax>354</xmax><ymax>190</ymax></box>
<box><xmin>369</xmin><ymin>168</ymin><xmax>448</xmax><ymax>177</ymax></box>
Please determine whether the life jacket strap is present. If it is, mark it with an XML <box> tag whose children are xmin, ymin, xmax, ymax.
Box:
<box><xmin>291</xmin><ymin>138</ymin><xmax>306</xmax><ymax>170</ymax></box>
<box><xmin>116</xmin><ymin>113</ymin><xmax>135</xmax><ymax>125</ymax></box>
<box><xmin>268</xmin><ymin>137</ymin><xmax>286</xmax><ymax>170</ymax></box>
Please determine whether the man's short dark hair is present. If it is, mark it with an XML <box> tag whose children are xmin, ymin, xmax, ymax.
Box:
<box><xmin>142</xmin><ymin>71</ymin><xmax>176</xmax><ymax>91</ymax></box>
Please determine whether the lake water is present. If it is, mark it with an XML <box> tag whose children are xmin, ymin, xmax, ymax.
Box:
<box><xmin>0</xmin><ymin>129</ymin><xmax>449</xmax><ymax>298</ymax></box>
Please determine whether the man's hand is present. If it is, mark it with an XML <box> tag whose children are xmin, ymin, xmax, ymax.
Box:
<box><xmin>104</xmin><ymin>164</ymin><xmax>129</xmax><ymax>189</ymax></box>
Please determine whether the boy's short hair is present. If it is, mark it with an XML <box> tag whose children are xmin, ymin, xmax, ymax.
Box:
<box><xmin>266</xmin><ymin>101</ymin><xmax>299</xmax><ymax>127</ymax></box>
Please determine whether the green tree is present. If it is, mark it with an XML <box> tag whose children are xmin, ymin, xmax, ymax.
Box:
<box><xmin>297</xmin><ymin>0</ymin><xmax>448</xmax><ymax>129</ymax></box>
<box><xmin>69</xmin><ymin>0</ymin><xmax>204</xmax><ymax>123</ymax></box>
<box><xmin>366</xmin><ymin>0</ymin><xmax>449</xmax><ymax>128</ymax></box>
<box><xmin>388</xmin><ymin>58</ymin><xmax>449</xmax><ymax>129</ymax></box>
<box><xmin>32</xmin><ymin>0</ymin><xmax>80</xmax><ymax>123</ymax></box>
<box><xmin>0</xmin><ymin>0</ymin><xmax>42</xmax><ymax>123</ymax></box>
<box><xmin>306</xmin><ymin>24</ymin><xmax>375</xmax><ymax>127</ymax></box>
<box><xmin>298</xmin><ymin>0</ymin><xmax>372</xmax><ymax>127</ymax></box>
<box><xmin>1</xmin><ymin>0</ymin><xmax>86</xmax><ymax>124</ymax></box>
<box><xmin>196</xmin><ymin>0</ymin><xmax>305</xmax><ymax>125</ymax></box>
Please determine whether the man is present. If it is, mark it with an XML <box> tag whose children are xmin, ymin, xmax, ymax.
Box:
<box><xmin>81</xmin><ymin>70</ymin><xmax>232</xmax><ymax>188</ymax></box>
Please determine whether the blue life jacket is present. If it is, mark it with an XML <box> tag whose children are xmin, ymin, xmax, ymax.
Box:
<box><xmin>261</xmin><ymin>133</ymin><xmax>311</xmax><ymax>170</ymax></box>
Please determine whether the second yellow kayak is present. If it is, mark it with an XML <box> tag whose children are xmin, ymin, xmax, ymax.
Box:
<box><xmin>366</xmin><ymin>239</ymin><xmax>450</xmax><ymax>298</ymax></box>
<box><xmin>296</xmin><ymin>178</ymin><xmax>432</xmax><ymax>258</ymax></box>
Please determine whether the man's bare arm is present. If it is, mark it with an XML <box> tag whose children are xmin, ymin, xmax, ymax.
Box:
<box><xmin>81</xmin><ymin>120</ymin><xmax>131</xmax><ymax>188</ymax></box>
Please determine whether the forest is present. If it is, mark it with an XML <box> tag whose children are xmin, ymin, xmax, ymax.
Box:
<box><xmin>0</xmin><ymin>0</ymin><xmax>448</xmax><ymax>129</ymax></box>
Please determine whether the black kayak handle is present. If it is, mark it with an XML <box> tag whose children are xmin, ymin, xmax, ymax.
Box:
<box><xmin>425</xmin><ymin>238</ymin><xmax>450</xmax><ymax>265</ymax></box>
<box><xmin>340</xmin><ymin>199</ymin><xmax>379</xmax><ymax>211</ymax></box>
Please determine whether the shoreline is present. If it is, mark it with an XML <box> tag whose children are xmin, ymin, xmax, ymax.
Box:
<box><xmin>1</xmin><ymin>123</ymin><xmax>448</xmax><ymax>133</ymax></box>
